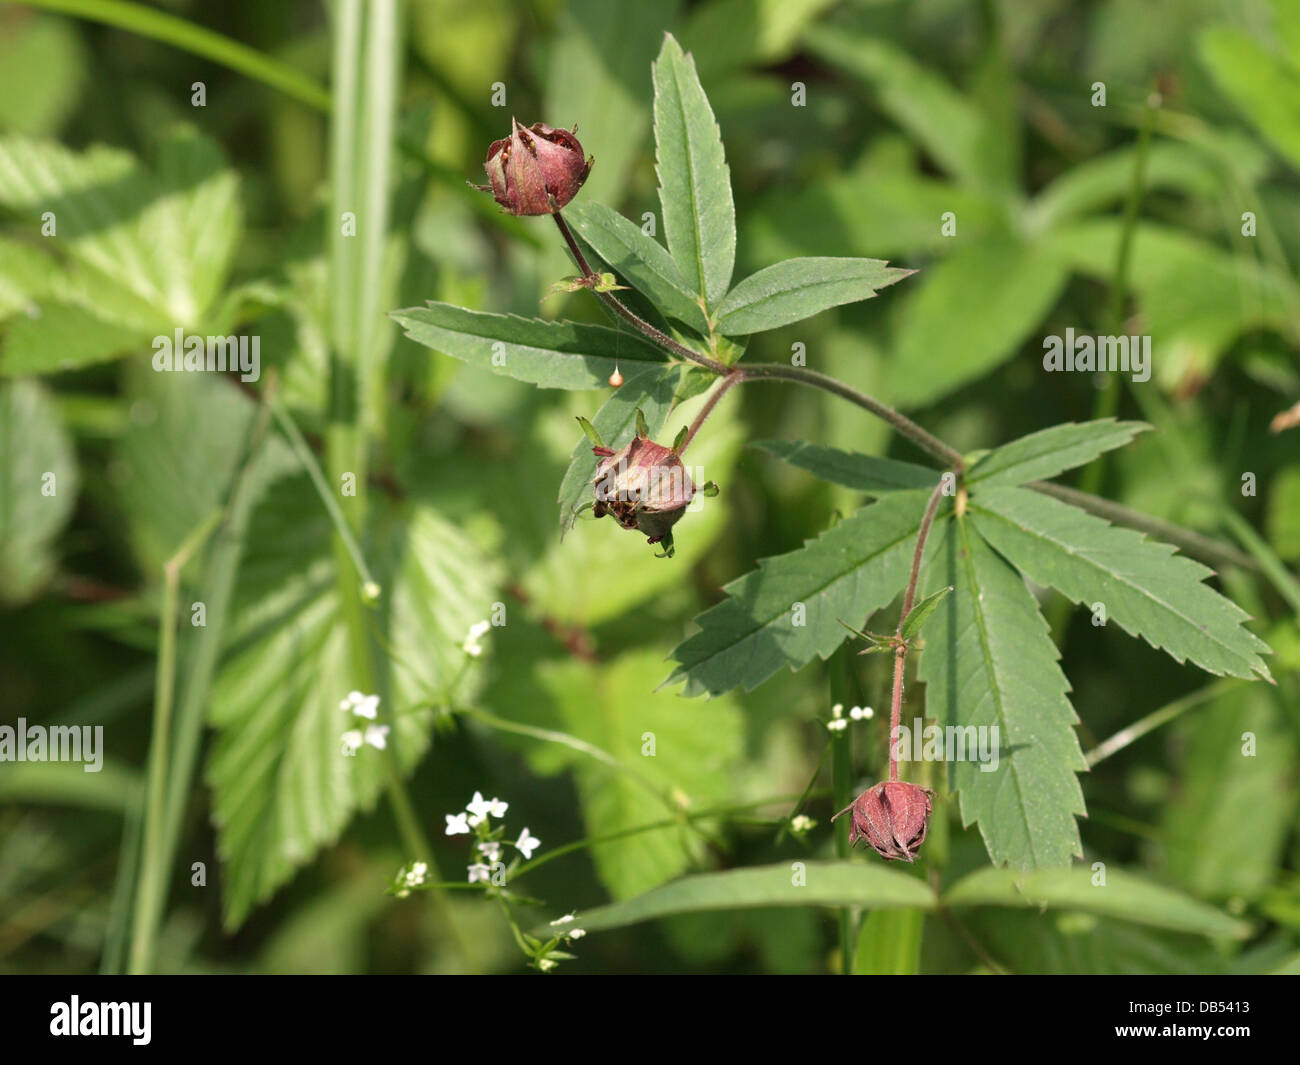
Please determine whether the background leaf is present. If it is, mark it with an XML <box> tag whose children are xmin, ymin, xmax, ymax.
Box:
<box><xmin>966</xmin><ymin>419</ymin><xmax>1149</xmax><ymax>487</ymax></box>
<box><xmin>0</xmin><ymin>379</ymin><xmax>78</xmax><ymax>604</ymax></box>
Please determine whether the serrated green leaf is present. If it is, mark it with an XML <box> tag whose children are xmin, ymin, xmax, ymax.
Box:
<box><xmin>532</xmin><ymin>860</ymin><xmax>936</xmax><ymax>935</ymax></box>
<box><xmin>653</xmin><ymin>33</ymin><xmax>735</xmax><ymax>309</ymax></box>
<box><xmin>970</xmin><ymin>486</ymin><xmax>1274</xmax><ymax>682</ymax></box>
<box><xmin>754</xmin><ymin>438</ymin><xmax>939</xmax><ymax>495</ymax></box>
<box><xmin>665</xmin><ymin>490</ymin><xmax>933</xmax><ymax>697</ymax></box>
<box><xmin>564</xmin><ymin>201</ymin><xmax>709</xmax><ymax>334</ymax></box>
<box><xmin>207</xmin><ymin>479</ymin><xmax>499</xmax><ymax>928</ymax></box>
<box><xmin>391</xmin><ymin>302</ymin><xmax>666</xmax><ymax>389</ymax></box>
<box><xmin>918</xmin><ymin>516</ymin><xmax>1086</xmax><ymax>868</ymax></box>
<box><xmin>966</xmin><ymin>419</ymin><xmax>1149</xmax><ymax>487</ymax></box>
<box><xmin>944</xmin><ymin>866</ymin><xmax>1251</xmax><ymax>939</ymax></box>
<box><xmin>0</xmin><ymin>379</ymin><xmax>78</xmax><ymax>604</ymax></box>
<box><xmin>0</xmin><ymin>130</ymin><xmax>241</xmax><ymax>374</ymax></box>
<box><xmin>556</xmin><ymin>363</ymin><xmax>682</xmax><ymax>535</ymax></box>
<box><xmin>713</xmin><ymin>257</ymin><xmax>913</xmax><ymax>335</ymax></box>
<box><xmin>899</xmin><ymin>585</ymin><xmax>951</xmax><ymax>642</ymax></box>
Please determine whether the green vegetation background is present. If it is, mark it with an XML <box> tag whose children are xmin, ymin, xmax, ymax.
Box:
<box><xmin>0</xmin><ymin>0</ymin><xmax>1297</xmax><ymax>974</ymax></box>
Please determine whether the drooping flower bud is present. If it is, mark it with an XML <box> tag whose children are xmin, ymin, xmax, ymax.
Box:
<box><xmin>831</xmin><ymin>781</ymin><xmax>934</xmax><ymax>862</ymax></box>
<box><xmin>473</xmin><ymin>118</ymin><xmax>592</xmax><ymax>216</ymax></box>
<box><xmin>591</xmin><ymin>432</ymin><xmax>696</xmax><ymax>557</ymax></box>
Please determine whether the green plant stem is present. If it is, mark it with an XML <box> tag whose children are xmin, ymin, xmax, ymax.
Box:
<box><xmin>1085</xmin><ymin>678</ymin><xmax>1237</xmax><ymax>767</ymax></box>
<box><xmin>555</xmin><ymin>209</ymin><xmax>964</xmax><ymax>469</ymax></box>
<box><xmin>270</xmin><ymin>396</ymin><xmax>377</xmax><ymax>589</ymax></box>
<box><xmin>742</xmin><ymin>365</ymin><xmax>966</xmax><ymax>471</ymax></box>
<box><xmin>676</xmin><ymin>369</ymin><xmax>744</xmax><ymax>454</ymax></box>
<box><xmin>551</xmin><ymin>211</ymin><xmax>731</xmax><ymax>375</ymax></box>
<box><xmin>828</xmin><ymin>649</ymin><xmax>854</xmax><ymax>973</ymax></box>
<box><xmin>459</xmin><ymin>706</ymin><xmax>679</xmax><ymax>815</ymax></box>
<box><xmin>24</xmin><ymin>0</ymin><xmax>330</xmax><ymax>112</ymax></box>
<box><xmin>126</xmin><ymin>384</ymin><xmax>277</xmax><ymax>974</ymax></box>
<box><xmin>127</xmin><ymin>511</ymin><xmax>219</xmax><ymax>974</ymax></box>
<box><xmin>1079</xmin><ymin>90</ymin><xmax>1158</xmax><ymax>497</ymax></box>
<box><xmin>511</xmin><ymin>794</ymin><xmax>811</xmax><ymax>882</ymax></box>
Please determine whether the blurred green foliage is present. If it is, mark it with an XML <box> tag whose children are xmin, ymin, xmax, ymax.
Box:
<box><xmin>0</xmin><ymin>0</ymin><xmax>1297</xmax><ymax>974</ymax></box>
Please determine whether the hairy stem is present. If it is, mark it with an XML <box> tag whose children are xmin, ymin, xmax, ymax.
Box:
<box><xmin>889</xmin><ymin>480</ymin><xmax>949</xmax><ymax>781</ymax></box>
<box><xmin>552</xmin><ymin>212</ymin><xmax>730</xmax><ymax>375</ymax></box>
<box><xmin>676</xmin><ymin>369</ymin><xmax>744</xmax><ymax>454</ymax></box>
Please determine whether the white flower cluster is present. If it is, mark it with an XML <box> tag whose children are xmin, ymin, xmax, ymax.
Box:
<box><xmin>549</xmin><ymin>912</ymin><xmax>585</xmax><ymax>941</ymax></box>
<box><xmin>339</xmin><ymin>691</ymin><xmax>389</xmax><ymax>755</ymax></box>
<box><xmin>826</xmin><ymin>702</ymin><xmax>873</xmax><ymax>733</ymax></box>
<box><xmin>393</xmin><ymin>861</ymin><xmax>429</xmax><ymax>898</ymax></box>
<box><xmin>444</xmin><ymin>791</ymin><xmax>542</xmax><ymax>882</ymax></box>
<box><xmin>462</xmin><ymin>620</ymin><xmax>492</xmax><ymax>657</ymax></box>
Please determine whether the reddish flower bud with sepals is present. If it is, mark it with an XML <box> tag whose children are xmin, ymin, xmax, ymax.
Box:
<box><xmin>574</xmin><ymin>409</ymin><xmax>722</xmax><ymax>559</ymax></box>
<box><xmin>473</xmin><ymin>118</ymin><xmax>592</xmax><ymax>216</ymax></box>
<box><xmin>831</xmin><ymin>780</ymin><xmax>934</xmax><ymax>862</ymax></box>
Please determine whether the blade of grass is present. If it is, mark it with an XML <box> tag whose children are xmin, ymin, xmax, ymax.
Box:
<box><xmin>23</xmin><ymin>0</ymin><xmax>330</xmax><ymax>112</ymax></box>
<box><xmin>125</xmin><ymin>381</ymin><xmax>278</xmax><ymax>974</ymax></box>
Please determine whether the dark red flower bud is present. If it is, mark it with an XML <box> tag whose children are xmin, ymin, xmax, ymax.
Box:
<box><xmin>831</xmin><ymin>780</ymin><xmax>934</xmax><ymax>862</ymax></box>
<box><xmin>473</xmin><ymin>118</ymin><xmax>592</xmax><ymax>216</ymax></box>
<box><xmin>591</xmin><ymin>431</ymin><xmax>696</xmax><ymax>558</ymax></box>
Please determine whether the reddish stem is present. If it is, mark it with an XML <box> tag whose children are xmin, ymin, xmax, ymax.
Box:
<box><xmin>887</xmin><ymin>479</ymin><xmax>949</xmax><ymax>781</ymax></box>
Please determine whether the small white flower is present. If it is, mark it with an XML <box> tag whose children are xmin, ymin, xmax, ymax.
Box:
<box><xmin>467</xmin><ymin>813</ymin><xmax>485</xmax><ymax>828</ymax></box>
<box><xmin>364</xmin><ymin>724</ymin><xmax>389</xmax><ymax>750</ymax></box>
<box><xmin>550</xmin><ymin>913</ymin><xmax>576</xmax><ymax>926</ymax></box>
<box><xmin>462</xmin><ymin>619</ymin><xmax>492</xmax><ymax>657</ymax></box>
<box><xmin>849</xmin><ymin>705</ymin><xmax>874</xmax><ymax>721</ymax></box>
<box><xmin>569</xmin><ymin>928</ymin><xmax>586</xmax><ymax>940</ymax></box>
<box><xmin>445</xmin><ymin>812</ymin><xmax>470</xmax><ymax>836</ymax></box>
<box><xmin>478</xmin><ymin>841</ymin><xmax>501</xmax><ymax>863</ymax></box>
<box><xmin>790</xmin><ymin>814</ymin><xmax>815</xmax><ymax>832</ymax></box>
<box><xmin>826</xmin><ymin>718</ymin><xmax>848</xmax><ymax>733</ymax></box>
<box><xmin>488</xmin><ymin>796</ymin><xmax>508</xmax><ymax>817</ymax></box>
<box><xmin>466</xmin><ymin>791</ymin><xmax>494</xmax><ymax>820</ymax></box>
<box><xmin>404</xmin><ymin>861</ymin><xmax>428</xmax><ymax>887</ymax></box>
<box><xmin>515</xmin><ymin>827</ymin><xmax>541</xmax><ymax>859</ymax></box>
<box><xmin>538</xmin><ymin>958</ymin><xmax>557</xmax><ymax>972</ymax></box>
<box><xmin>467</xmin><ymin>863</ymin><xmax>492</xmax><ymax>884</ymax></box>
<box><xmin>355</xmin><ymin>694</ymin><xmax>380</xmax><ymax>719</ymax></box>
<box><xmin>831</xmin><ymin>702</ymin><xmax>844</xmax><ymax>718</ymax></box>
<box><xmin>341</xmin><ymin>729</ymin><xmax>363</xmax><ymax>756</ymax></box>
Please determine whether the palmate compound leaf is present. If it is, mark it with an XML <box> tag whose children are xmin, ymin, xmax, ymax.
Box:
<box><xmin>390</xmin><ymin>303</ymin><xmax>666</xmax><ymax>389</ymax></box>
<box><xmin>664</xmin><ymin>489</ymin><xmax>936</xmax><ymax>697</ymax></box>
<box><xmin>917</xmin><ymin>514</ymin><xmax>1086</xmax><ymax>869</ymax></box>
<box><xmin>653</xmin><ymin>33</ymin><xmax>735</xmax><ymax>310</ymax></box>
<box><xmin>713</xmin><ymin>257</ymin><xmax>914</xmax><ymax>336</ymax></box>
<box><xmin>206</xmin><ymin>476</ymin><xmax>499</xmax><ymax>928</ymax></box>
<box><xmin>0</xmin><ymin>129</ymin><xmax>241</xmax><ymax>374</ymax></box>
<box><xmin>969</xmin><ymin>486</ymin><xmax>1274</xmax><ymax>683</ymax></box>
